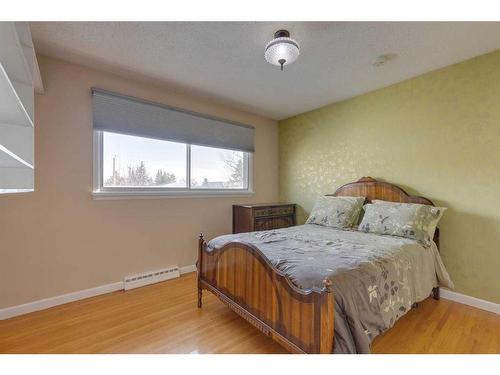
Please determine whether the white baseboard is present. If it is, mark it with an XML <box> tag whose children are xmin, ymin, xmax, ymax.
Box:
<box><xmin>0</xmin><ymin>281</ymin><xmax>124</xmax><ymax>321</ymax></box>
<box><xmin>179</xmin><ymin>264</ymin><xmax>197</xmax><ymax>274</ymax></box>
<box><xmin>440</xmin><ymin>289</ymin><xmax>499</xmax><ymax>315</ymax></box>
<box><xmin>0</xmin><ymin>264</ymin><xmax>197</xmax><ymax>321</ymax></box>
<box><xmin>5</xmin><ymin>267</ymin><xmax>494</xmax><ymax>321</ymax></box>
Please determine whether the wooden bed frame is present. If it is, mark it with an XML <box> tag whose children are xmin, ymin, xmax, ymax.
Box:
<box><xmin>196</xmin><ymin>177</ymin><xmax>440</xmax><ymax>354</ymax></box>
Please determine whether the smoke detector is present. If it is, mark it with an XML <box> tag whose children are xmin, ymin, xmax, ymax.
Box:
<box><xmin>372</xmin><ymin>54</ymin><xmax>398</xmax><ymax>67</ymax></box>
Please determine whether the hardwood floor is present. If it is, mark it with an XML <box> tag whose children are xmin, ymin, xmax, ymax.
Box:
<box><xmin>0</xmin><ymin>272</ymin><xmax>498</xmax><ymax>354</ymax></box>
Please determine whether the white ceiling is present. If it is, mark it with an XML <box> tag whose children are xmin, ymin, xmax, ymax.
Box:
<box><xmin>30</xmin><ymin>22</ymin><xmax>500</xmax><ymax>120</ymax></box>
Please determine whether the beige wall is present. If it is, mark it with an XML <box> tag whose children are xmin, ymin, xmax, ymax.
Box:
<box><xmin>280</xmin><ymin>50</ymin><xmax>500</xmax><ymax>304</ymax></box>
<box><xmin>0</xmin><ymin>56</ymin><xmax>279</xmax><ymax>308</ymax></box>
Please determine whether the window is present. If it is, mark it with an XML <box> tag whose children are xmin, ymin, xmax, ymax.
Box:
<box><xmin>91</xmin><ymin>89</ymin><xmax>254</xmax><ymax>198</ymax></box>
<box><xmin>190</xmin><ymin>144</ymin><xmax>248</xmax><ymax>189</ymax></box>
<box><xmin>102</xmin><ymin>132</ymin><xmax>187</xmax><ymax>188</ymax></box>
<box><xmin>93</xmin><ymin>131</ymin><xmax>252</xmax><ymax>197</ymax></box>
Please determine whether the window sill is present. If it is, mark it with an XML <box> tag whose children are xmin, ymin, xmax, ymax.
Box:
<box><xmin>91</xmin><ymin>189</ymin><xmax>255</xmax><ymax>200</ymax></box>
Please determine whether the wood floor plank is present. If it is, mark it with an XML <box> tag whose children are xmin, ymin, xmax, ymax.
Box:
<box><xmin>0</xmin><ymin>273</ymin><xmax>498</xmax><ymax>354</ymax></box>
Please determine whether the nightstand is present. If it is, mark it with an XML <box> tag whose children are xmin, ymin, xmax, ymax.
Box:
<box><xmin>232</xmin><ymin>203</ymin><xmax>296</xmax><ymax>234</ymax></box>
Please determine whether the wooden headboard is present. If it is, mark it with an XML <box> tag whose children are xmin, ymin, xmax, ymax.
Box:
<box><xmin>331</xmin><ymin>176</ymin><xmax>435</xmax><ymax>206</ymax></box>
<box><xmin>331</xmin><ymin>177</ymin><xmax>439</xmax><ymax>247</ymax></box>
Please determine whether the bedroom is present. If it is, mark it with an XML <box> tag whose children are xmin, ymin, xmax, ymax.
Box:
<box><xmin>0</xmin><ymin>0</ymin><xmax>499</xmax><ymax>373</ymax></box>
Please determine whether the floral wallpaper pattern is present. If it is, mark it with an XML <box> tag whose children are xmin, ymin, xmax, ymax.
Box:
<box><xmin>279</xmin><ymin>50</ymin><xmax>500</xmax><ymax>303</ymax></box>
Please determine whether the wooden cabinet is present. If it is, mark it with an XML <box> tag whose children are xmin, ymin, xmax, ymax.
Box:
<box><xmin>232</xmin><ymin>203</ymin><xmax>296</xmax><ymax>234</ymax></box>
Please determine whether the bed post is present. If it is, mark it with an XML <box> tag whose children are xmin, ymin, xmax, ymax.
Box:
<box><xmin>320</xmin><ymin>277</ymin><xmax>335</xmax><ymax>353</ymax></box>
<box><xmin>432</xmin><ymin>228</ymin><xmax>440</xmax><ymax>300</ymax></box>
<box><xmin>197</xmin><ymin>233</ymin><xmax>204</xmax><ymax>308</ymax></box>
<box><xmin>432</xmin><ymin>287</ymin><xmax>440</xmax><ymax>300</ymax></box>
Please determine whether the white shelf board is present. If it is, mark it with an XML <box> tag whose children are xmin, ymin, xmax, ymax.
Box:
<box><xmin>11</xmin><ymin>77</ymin><xmax>34</xmax><ymax>122</ymax></box>
<box><xmin>33</xmin><ymin>53</ymin><xmax>44</xmax><ymax>94</ymax></box>
<box><xmin>0</xmin><ymin>124</ymin><xmax>34</xmax><ymax>165</ymax></box>
<box><xmin>14</xmin><ymin>22</ymin><xmax>44</xmax><ymax>94</ymax></box>
<box><xmin>0</xmin><ymin>188</ymin><xmax>33</xmax><ymax>194</ymax></box>
<box><xmin>14</xmin><ymin>23</ymin><xmax>34</xmax><ymax>48</ymax></box>
<box><xmin>0</xmin><ymin>144</ymin><xmax>33</xmax><ymax>169</ymax></box>
<box><xmin>0</xmin><ymin>63</ymin><xmax>34</xmax><ymax>127</ymax></box>
<box><xmin>0</xmin><ymin>23</ymin><xmax>33</xmax><ymax>85</ymax></box>
<box><xmin>0</xmin><ymin>165</ymin><xmax>34</xmax><ymax>190</ymax></box>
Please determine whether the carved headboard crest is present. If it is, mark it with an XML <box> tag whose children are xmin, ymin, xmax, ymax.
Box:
<box><xmin>331</xmin><ymin>177</ymin><xmax>435</xmax><ymax>206</ymax></box>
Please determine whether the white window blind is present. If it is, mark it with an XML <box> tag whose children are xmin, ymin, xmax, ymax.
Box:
<box><xmin>92</xmin><ymin>88</ymin><xmax>255</xmax><ymax>153</ymax></box>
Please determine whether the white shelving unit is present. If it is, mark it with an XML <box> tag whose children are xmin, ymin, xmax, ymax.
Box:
<box><xmin>0</xmin><ymin>64</ymin><xmax>33</xmax><ymax>127</ymax></box>
<box><xmin>0</xmin><ymin>22</ymin><xmax>42</xmax><ymax>193</ymax></box>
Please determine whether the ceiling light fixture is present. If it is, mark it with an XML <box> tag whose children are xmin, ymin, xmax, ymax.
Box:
<box><xmin>265</xmin><ymin>30</ymin><xmax>300</xmax><ymax>71</ymax></box>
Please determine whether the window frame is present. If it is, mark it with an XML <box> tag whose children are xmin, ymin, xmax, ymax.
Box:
<box><xmin>92</xmin><ymin>130</ymin><xmax>254</xmax><ymax>199</ymax></box>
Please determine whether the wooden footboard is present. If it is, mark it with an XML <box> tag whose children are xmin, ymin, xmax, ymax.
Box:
<box><xmin>197</xmin><ymin>234</ymin><xmax>335</xmax><ymax>354</ymax></box>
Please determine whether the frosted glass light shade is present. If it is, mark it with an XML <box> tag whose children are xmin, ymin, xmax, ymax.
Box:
<box><xmin>265</xmin><ymin>36</ymin><xmax>300</xmax><ymax>70</ymax></box>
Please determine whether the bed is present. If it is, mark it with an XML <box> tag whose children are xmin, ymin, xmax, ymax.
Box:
<box><xmin>196</xmin><ymin>177</ymin><xmax>453</xmax><ymax>354</ymax></box>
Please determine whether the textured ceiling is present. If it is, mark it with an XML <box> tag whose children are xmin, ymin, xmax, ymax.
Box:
<box><xmin>30</xmin><ymin>22</ymin><xmax>500</xmax><ymax>120</ymax></box>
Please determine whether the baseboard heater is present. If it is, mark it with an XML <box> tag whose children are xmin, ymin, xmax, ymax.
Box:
<box><xmin>124</xmin><ymin>266</ymin><xmax>180</xmax><ymax>290</ymax></box>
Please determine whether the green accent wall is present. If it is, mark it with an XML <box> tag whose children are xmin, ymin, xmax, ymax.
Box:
<box><xmin>279</xmin><ymin>50</ymin><xmax>500</xmax><ymax>303</ymax></box>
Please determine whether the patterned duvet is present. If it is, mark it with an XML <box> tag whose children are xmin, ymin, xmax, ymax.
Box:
<box><xmin>207</xmin><ymin>224</ymin><xmax>453</xmax><ymax>354</ymax></box>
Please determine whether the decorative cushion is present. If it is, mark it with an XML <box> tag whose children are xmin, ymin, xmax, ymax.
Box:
<box><xmin>358</xmin><ymin>200</ymin><xmax>446</xmax><ymax>244</ymax></box>
<box><xmin>306</xmin><ymin>196</ymin><xmax>365</xmax><ymax>229</ymax></box>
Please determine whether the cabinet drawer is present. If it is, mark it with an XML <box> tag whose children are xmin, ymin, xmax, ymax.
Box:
<box><xmin>254</xmin><ymin>205</ymin><xmax>294</xmax><ymax>218</ymax></box>
<box><xmin>255</xmin><ymin>216</ymin><xmax>294</xmax><ymax>231</ymax></box>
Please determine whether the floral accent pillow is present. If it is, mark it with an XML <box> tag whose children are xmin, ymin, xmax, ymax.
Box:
<box><xmin>306</xmin><ymin>196</ymin><xmax>365</xmax><ymax>229</ymax></box>
<box><xmin>358</xmin><ymin>200</ymin><xmax>446</xmax><ymax>245</ymax></box>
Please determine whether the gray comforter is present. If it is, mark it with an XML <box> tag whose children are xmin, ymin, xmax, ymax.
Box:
<box><xmin>207</xmin><ymin>224</ymin><xmax>453</xmax><ymax>354</ymax></box>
